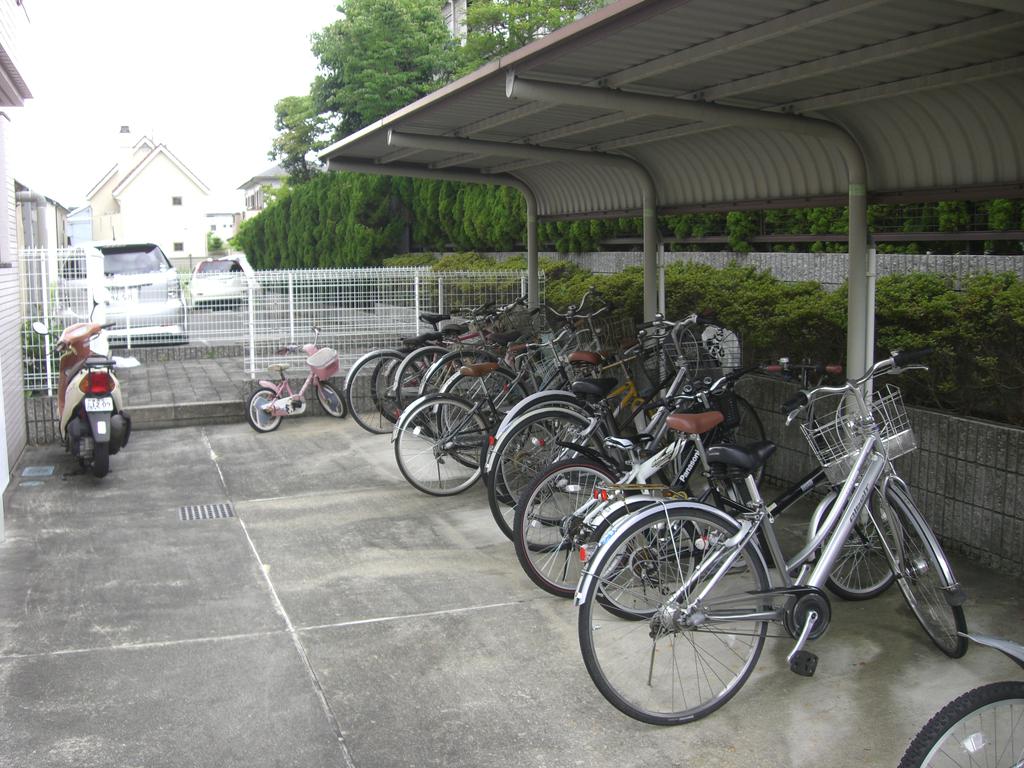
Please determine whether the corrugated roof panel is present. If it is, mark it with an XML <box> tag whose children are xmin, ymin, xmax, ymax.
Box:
<box><xmin>320</xmin><ymin>0</ymin><xmax>1024</xmax><ymax>218</ymax></box>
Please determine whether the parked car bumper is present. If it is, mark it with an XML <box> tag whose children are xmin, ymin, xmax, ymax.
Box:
<box><xmin>105</xmin><ymin>299</ymin><xmax>188</xmax><ymax>344</ymax></box>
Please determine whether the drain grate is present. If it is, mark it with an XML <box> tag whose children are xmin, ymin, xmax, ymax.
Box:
<box><xmin>22</xmin><ymin>466</ymin><xmax>55</xmax><ymax>478</ymax></box>
<box><xmin>179</xmin><ymin>503</ymin><xmax>235</xmax><ymax>521</ymax></box>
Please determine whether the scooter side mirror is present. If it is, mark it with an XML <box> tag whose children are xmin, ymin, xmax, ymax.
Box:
<box><xmin>31</xmin><ymin>321</ymin><xmax>49</xmax><ymax>336</ymax></box>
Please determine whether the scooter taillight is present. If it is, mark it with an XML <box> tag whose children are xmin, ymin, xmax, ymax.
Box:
<box><xmin>80</xmin><ymin>370</ymin><xmax>113</xmax><ymax>395</ymax></box>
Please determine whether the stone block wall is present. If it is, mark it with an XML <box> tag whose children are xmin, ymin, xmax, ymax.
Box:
<box><xmin>484</xmin><ymin>250</ymin><xmax>1024</xmax><ymax>289</ymax></box>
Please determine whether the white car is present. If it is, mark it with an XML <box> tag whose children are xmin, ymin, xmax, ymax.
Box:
<box><xmin>189</xmin><ymin>254</ymin><xmax>256</xmax><ymax>307</ymax></box>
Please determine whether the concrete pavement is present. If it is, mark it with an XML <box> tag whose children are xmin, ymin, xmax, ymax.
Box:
<box><xmin>1</xmin><ymin>416</ymin><xmax>1021</xmax><ymax>768</ymax></box>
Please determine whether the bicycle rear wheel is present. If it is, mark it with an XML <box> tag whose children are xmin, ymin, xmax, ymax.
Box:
<box><xmin>393</xmin><ymin>395</ymin><xmax>487</xmax><ymax>496</ymax></box>
<box><xmin>345</xmin><ymin>349</ymin><xmax>404</xmax><ymax>434</ymax></box>
<box><xmin>578</xmin><ymin>504</ymin><xmax>770</xmax><ymax>725</ymax></box>
<box><xmin>898</xmin><ymin>681</ymin><xmax>1024</xmax><ymax>768</ymax></box>
<box><xmin>513</xmin><ymin>459</ymin><xmax>617</xmax><ymax>597</ymax></box>
<box><xmin>394</xmin><ymin>345</ymin><xmax>448</xmax><ymax>410</ymax></box>
<box><xmin>885</xmin><ymin>486</ymin><xmax>968</xmax><ymax>658</ymax></box>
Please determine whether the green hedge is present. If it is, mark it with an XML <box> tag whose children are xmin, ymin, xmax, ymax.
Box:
<box><xmin>385</xmin><ymin>252</ymin><xmax>1023</xmax><ymax>425</ymax></box>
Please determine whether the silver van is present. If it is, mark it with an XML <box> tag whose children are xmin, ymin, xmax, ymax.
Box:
<box><xmin>84</xmin><ymin>242</ymin><xmax>187</xmax><ymax>344</ymax></box>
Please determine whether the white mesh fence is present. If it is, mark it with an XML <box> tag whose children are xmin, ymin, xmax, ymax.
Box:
<box><xmin>19</xmin><ymin>249</ymin><xmax>542</xmax><ymax>391</ymax></box>
<box><xmin>246</xmin><ymin>268</ymin><xmax>539</xmax><ymax>375</ymax></box>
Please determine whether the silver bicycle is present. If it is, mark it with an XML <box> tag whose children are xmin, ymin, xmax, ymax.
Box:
<box><xmin>575</xmin><ymin>349</ymin><xmax>967</xmax><ymax>725</ymax></box>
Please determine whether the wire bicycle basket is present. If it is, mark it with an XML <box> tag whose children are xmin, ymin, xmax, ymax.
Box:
<box><xmin>799</xmin><ymin>384</ymin><xmax>917</xmax><ymax>484</ymax></box>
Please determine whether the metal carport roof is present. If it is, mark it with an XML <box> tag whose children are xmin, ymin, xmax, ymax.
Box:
<box><xmin>319</xmin><ymin>0</ymin><xmax>1024</xmax><ymax>374</ymax></box>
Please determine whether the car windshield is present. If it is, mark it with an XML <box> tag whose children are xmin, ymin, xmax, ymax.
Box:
<box><xmin>101</xmin><ymin>246</ymin><xmax>168</xmax><ymax>275</ymax></box>
<box><xmin>197</xmin><ymin>260</ymin><xmax>238</xmax><ymax>274</ymax></box>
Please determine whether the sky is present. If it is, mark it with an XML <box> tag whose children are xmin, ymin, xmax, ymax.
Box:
<box><xmin>9</xmin><ymin>0</ymin><xmax>343</xmax><ymax>212</ymax></box>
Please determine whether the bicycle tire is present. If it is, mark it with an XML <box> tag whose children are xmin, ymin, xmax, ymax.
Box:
<box><xmin>316</xmin><ymin>381</ymin><xmax>347</xmax><ymax>418</ymax></box>
<box><xmin>345</xmin><ymin>349</ymin><xmax>403</xmax><ymax>434</ymax></box>
<box><xmin>374</xmin><ymin>353</ymin><xmax>404</xmax><ymax>426</ymax></box>
<box><xmin>513</xmin><ymin>459</ymin><xmax>618</xmax><ymax>597</ymax></box>
<box><xmin>247</xmin><ymin>386</ymin><xmax>283</xmax><ymax>433</ymax></box>
<box><xmin>485</xmin><ymin>407</ymin><xmax>593</xmax><ymax>539</ymax></box>
<box><xmin>393</xmin><ymin>394</ymin><xmax>487</xmax><ymax>496</ymax></box>
<box><xmin>898</xmin><ymin>680</ymin><xmax>1024</xmax><ymax>767</ymax></box>
<box><xmin>419</xmin><ymin>349</ymin><xmax>498</xmax><ymax>398</ymax></box>
<box><xmin>578</xmin><ymin>503</ymin><xmax>770</xmax><ymax>725</ymax></box>
<box><xmin>440</xmin><ymin>366</ymin><xmax>529</xmax><ymax>418</ymax></box>
<box><xmin>885</xmin><ymin>486</ymin><xmax>968</xmax><ymax>658</ymax></box>
<box><xmin>393</xmin><ymin>345</ymin><xmax>448</xmax><ymax>410</ymax></box>
<box><xmin>813</xmin><ymin>489</ymin><xmax>897</xmax><ymax>601</ymax></box>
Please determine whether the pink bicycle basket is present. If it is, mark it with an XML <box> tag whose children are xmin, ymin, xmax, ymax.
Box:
<box><xmin>306</xmin><ymin>347</ymin><xmax>340</xmax><ymax>379</ymax></box>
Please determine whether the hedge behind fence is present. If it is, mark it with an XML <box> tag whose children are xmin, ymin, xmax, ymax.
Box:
<box><xmin>385</xmin><ymin>253</ymin><xmax>1024</xmax><ymax>426</ymax></box>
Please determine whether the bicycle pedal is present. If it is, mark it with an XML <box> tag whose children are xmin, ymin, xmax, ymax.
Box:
<box><xmin>789</xmin><ymin>650</ymin><xmax>818</xmax><ymax>677</ymax></box>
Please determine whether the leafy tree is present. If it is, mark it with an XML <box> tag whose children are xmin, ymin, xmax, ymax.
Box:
<box><xmin>270</xmin><ymin>95</ymin><xmax>324</xmax><ymax>182</ymax></box>
<box><xmin>311</xmin><ymin>0</ymin><xmax>456</xmax><ymax>139</ymax></box>
<box><xmin>458</xmin><ymin>0</ymin><xmax>609</xmax><ymax>72</ymax></box>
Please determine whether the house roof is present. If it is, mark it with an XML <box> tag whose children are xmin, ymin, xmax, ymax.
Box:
<box><xmin>319</xmin><ymin>0</ymin><xmax>1024</xmax><ymax>219</ymax></box>
<box><xmin>111</xmin><ymin>143</ymin><xmax>210</xmax><ymax>198</ymax></box>
<box><xmin>237</xmin><ymin>164</ymin><xmax>288</xmax><ymax>190</ymax></box>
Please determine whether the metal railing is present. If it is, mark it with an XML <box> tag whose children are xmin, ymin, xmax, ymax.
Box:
<box><xmin>19</xmin><ymin>248</ymin><xmax>543</xmax><ymax>392</ymax></box>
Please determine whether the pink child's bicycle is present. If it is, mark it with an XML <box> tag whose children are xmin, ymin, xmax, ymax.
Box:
<box><xmin>246</xmin><ymin>326</ymin><xmax>348</xmax><ymax>432</ymax></box>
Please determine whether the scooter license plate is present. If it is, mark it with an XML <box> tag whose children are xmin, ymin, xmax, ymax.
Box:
<box><xmin>84</xmin><ymin>397</ymin><xmax>113</xmax><ymax>412</ymax></box>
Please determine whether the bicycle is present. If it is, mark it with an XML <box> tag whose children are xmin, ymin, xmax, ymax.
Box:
<box><xmin>512</xmin><ymin>367</ymin><xmax>769</xmax><ymax>598</ymax></box>
<box><xmin>246</xmin><ymin>326</ymin><xmax>347</xmax><ymax>433</ymax></box>
<box><xmin>485</xmin><ymin>314</ymin><xmax>750</xmax><ymax>539</ymax></box>
<box><xmin>390</xmin><ymin>338</ymin><xmax>563</xmax><ymax>496</ymax></box>
<box><xmin>575</xmin><ymin>349</ymin><xmax>967</xmax><ymax>725</ymax></box>
<box><xmin>899</xmin><ymin>633</ymin><xmax>1023</xmax><ymax>768</ymax></box>
<box><xmin>344</xmin><ymin>302</ymin><xmax>499</xmax><ymax>434</ymax></box>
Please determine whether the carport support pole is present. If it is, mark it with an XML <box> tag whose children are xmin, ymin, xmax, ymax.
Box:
<box><xmin>525</xmin><ymin>187</ymin><xmax>539</xmax><ymax>309</ymax></box>
<box><xmin>644</xmin><ymin>196</ymin><xmax>659</xmax><ymax>320</ymax></box>
<box><xmin>848</xmin><ymin>192</ymin><xmax>869</xmax><ymax>376</ymax></box>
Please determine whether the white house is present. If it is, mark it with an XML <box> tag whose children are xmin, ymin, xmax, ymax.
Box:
<box><xmin>206</xmin><ymin>211</ymin><xmax>238</xmax><ymax>246</ymax></box>
<box><xmin>0</xmin><ymin>0</ymin><xmax>34</xmax><ymax>537</ymax></box>
<box><xmin>238</xmin><ymin>164</ymin><xmax>287</xmax><ymax>220</ymax></box>
<box><xmin>67</xmin><ymin>205</ymin><xmax>93</xmax><ymax>245</ymax></box>
<box><xmin>86</xmin><ymin>126</ymin><xmax>210</xmax><ymax>270</ymax></box>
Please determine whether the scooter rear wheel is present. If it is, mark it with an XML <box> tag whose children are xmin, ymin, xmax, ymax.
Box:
<box><xmin>247</xmin><ymin>387</ymin><xmax>283</xmax><ymax>432</ymax></box>
<box><xmin>91</xmin><ymin>442</ymin><xmax>110</xmax><ymax>478</ymax></box>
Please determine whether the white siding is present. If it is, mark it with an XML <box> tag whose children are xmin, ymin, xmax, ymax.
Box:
<box><xmin>0</xmin><ymin>113</ymin><xmax>26</xmax><ymax>470</ymax></box>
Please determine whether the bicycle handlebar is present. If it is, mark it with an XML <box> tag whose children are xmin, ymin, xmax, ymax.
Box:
<box><xmin>782</xmin><ymin>348</ymin><xmax>931</xmax><ymax>417</ymax></box>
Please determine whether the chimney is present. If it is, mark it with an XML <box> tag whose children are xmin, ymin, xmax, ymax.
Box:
<box><xmin>118</xmin><ymin>125</ymin><xmax>134</xmax><ymax>175</ymax></box>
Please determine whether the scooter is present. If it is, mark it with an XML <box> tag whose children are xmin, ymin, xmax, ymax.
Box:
<box><xmin>33</xmin><ymin>299</ymin><xmax>131</xmax><ymax>478</ymax></box>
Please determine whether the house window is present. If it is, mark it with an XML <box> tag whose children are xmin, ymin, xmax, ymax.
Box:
<box><xmin>172</xmin><ymin>196</ymin><xmax>182</xmax><ymax>206</ymax></box>
<box><xmin>173</xmin><ymin>242</ymin><xmax>184</xmax><ymax>251</ymax></box>
<box><xmin>210</xmin><ymin>225</ymin><xmax>217</xmax><ymax>232</ymax></box>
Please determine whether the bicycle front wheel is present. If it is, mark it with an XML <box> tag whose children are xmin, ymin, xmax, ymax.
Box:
<box><xmin>486</xmin><ymin>407</ymin><xmax>593</xmax><ymax>539</ymax></box>
<box><xmin>885</xmin><ymin>486</ymin><xmax>968</xmax><ymax>658</ymax></box>
<box><xmin>898</xmin><ymin>681</ymin><xmax>1024</xmax><ymax>767</ymax></box>
<box><xmin>578</xmin><ymin>504</ymin><xmax>770</xmax><ymax>725</ymax></box>
<box><xmin>345</xmin><ymin>349</ymin><xmax>403</xmax><ymax>434</ymax></box>
<box><xmin>393</xmin><ymin>395</ymin><xmax>487</xmax><ymax>496</ymax></box>
<box><xmin>316</xmin><ymin>381</ymin><xmax>347</xmax><ymax>418</ymax></box>
<box><xmin>810</xmin><ymin>489</ymin><xmax>897</xmax><ymax>601</ymax></box>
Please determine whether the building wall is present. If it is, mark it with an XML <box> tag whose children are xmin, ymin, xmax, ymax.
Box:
<box><xmin>0</xmin><ymin>114</ymin><xmax>26</xmax><ymax>473</ymax></box>
<box><xmin>117</xmin><ymin>153</ymin><xmax>208</xmax><ymax>271</ymax></box>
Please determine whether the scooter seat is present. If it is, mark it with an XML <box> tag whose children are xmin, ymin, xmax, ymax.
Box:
<box><xmin>268</xmin><ymin>363</ymin><xmax>290</xmax><ymax>373</ymax></box>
